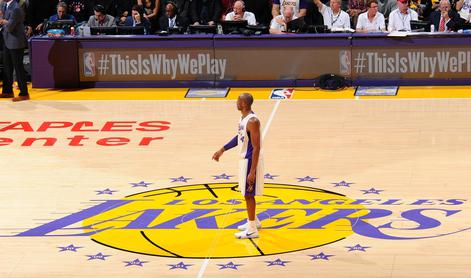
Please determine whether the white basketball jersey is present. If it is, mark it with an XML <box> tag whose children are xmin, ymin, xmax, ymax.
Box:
<box><xmin>238</xmin><ymin>112</ymin><xmax>261</xmax><ymax>159</ymax></box>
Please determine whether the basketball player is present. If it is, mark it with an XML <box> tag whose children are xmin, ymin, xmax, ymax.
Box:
<box><xmin>212</xmin><ymin>93</ymin><xmax>264</xmax><ymax>239</ymax></box>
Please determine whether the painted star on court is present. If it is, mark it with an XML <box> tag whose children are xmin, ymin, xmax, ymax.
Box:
<box><xmin>168</xmin><ymin>262</ymin><xmax>193</xmax><ymax>270</ymax></box>
<box><xmin>346</xmin><ymin>244</ymin><xmax>371</xmax><ymax>252</ymax></box>
<box><xmin>265</xmin><ymin>258</ymin><xmax>290</xmax><ymax>266</ymax></box>
<box><xmin>86</xmin><ymin>252</ymin><xmax>111</xmax><ymax>261</ymax></box>
<box><xmin>95</xmin><ymin>188</ymin><xmax>117</xmax><ymax>195</ymax></box>
<box><xmin>264</xmin><ymin>173</ymin><xmax>279</xmax><ymax>179</ymax></box>
<box><xmin>331</xmin><ymin>181</ymin><xmax>354</xmax><ymax>187</ymax></box>
<box><xmin>297</xmin><ymin>176</ymin><xmax>318</xmax><ymax>182</ymax></box>
<box><xmin>129</xmin><ymin>181</ymin><xmax>153</xmax><ymax>187</ymax></box>
<box><xmin>217</xmin><ymin>262</ymin><xmax>243</xmax><ymax>270</ymax></box>
<box><xmin>309</xmin><ymin>252</ymin><xmax>334</xmax><ymax>260</ymax></box>
<box><xmin>212</xmin><ymin>173</ymin><xmax>234</xmax><ymax>180</ymax></box>
<box><xmin>124</xmin><ymin>259</ymin><xmax>148</xmax><ymax>267</ymax></box>
<box><xmin>361</xmin><ymin>188</ymin><xmax>384</xmax><ymax>194</ymax></box>
<box><xmin>58</xmin><ymin>244</ymin><xmax>82</xmax><ymax>252</ymax></box>
<box><xmin>170</xmin><ymin>176</ymin><xmax>192</xmax><ymax>183</ymax></box>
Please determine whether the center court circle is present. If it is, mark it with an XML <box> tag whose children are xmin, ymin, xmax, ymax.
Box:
<box><xmin>84</xmin><ymin>183</ymin><xmax>366</xmax><ymax>258</ymax></box>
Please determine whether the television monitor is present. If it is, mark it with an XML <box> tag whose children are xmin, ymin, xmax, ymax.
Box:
<box><xmin>410</xmin><ymin>20</ymin><xmax>430</xmax><ymax>32</ymax></box>
<box><xmin>44</xmin><ymin>19</ymin><xmax>75</xmax><ymax>34</ymax></box>
<box><xmin>188</xmin><ymin>24</ymin><xmax>217</xmax><ymax>34</ymax></box>
<box><xmin>90</xmin><ymin>26</ymin><xmax>117</xmax><ymax>35</ymax></box>
<box><xmin>286</xmin><ymin>16</ymin><xmax>306</xmax><ymax>33</ymax></box>
<box><xmin>221</xmin><ymin>20</ymin><xmax>248</xmax><ymax>34</ymax></box>
<box><xmin>117</xmin><ymin>26</ymin><xmax>145</xmax><ymax>35</ymax></box>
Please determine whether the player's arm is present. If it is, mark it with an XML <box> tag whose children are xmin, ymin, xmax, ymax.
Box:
<box><xmin>212</xmin><ymin>135</ymin><xmax>238</xmax><ymax>161</ymax></box>
<box><xmin>247</xmin><ymin>118</ymin><xmax>261</xmax><ymax>189</ymax></box>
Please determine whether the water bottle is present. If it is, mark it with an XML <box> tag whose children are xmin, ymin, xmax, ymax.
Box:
<box><xmin>430</xmin><ymin>24</ymin><xmax>435</xmax><ymax>33</ymax></box>
<box><xmin>70</xmin><ymin>26</ymin><xmax>76</xmax><ymax>36</ymax></box>
<box><xmin>217</xmin><ymin>24</ymin><xmax>223</xmax><ymax>35</ymax></box>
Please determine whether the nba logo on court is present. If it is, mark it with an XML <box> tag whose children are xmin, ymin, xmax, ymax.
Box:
<box><xmin>339</xmin><ymin>50</ymin><xmax>351</xmax><ymax>75</ymax></box>
<box><xmin>270</xmin><ymin>88</ymin><xmax>294</xmax><ymax>99</ymax></box>
<box><xmin>83</xmin><ymin>52</ymin><xmax>96</xmax><ymax>77</ymax></box>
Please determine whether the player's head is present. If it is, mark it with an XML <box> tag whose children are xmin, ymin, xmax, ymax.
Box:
<box><xmin>237</xmin><ymin>93</ymin><xmax>254</xmax><ymax>111</ymax></box>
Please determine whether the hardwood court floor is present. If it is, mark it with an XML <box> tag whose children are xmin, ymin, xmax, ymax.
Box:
<box><xmin>0</xmin><ymin>86</ymin><xmax>470</xmax><ymax>278</ymax></box>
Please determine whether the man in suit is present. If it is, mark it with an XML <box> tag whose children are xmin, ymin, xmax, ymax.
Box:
<box><xmin>429</xmin><ymin>0</ymin><xmax>460</xmax><ymax>32</ymax></box>
<box><xmin>158</xmin><ymin>1</ymin><xmax>189</xmax><ymax>31</ymax></box>
<box><xmin>190</xmin><ymin>0</ymin><xmax>222</xmax><ymax>26</ymax></box>
<box><xmin>0</xmin><ymin>0</ymin><xmax>29</xmax><ymax>102</ymax></box>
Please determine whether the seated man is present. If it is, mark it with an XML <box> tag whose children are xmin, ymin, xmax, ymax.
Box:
<box><xmin>124</xmin><ymin>5</ymin><xmax>151</xmax><ymax>34</ymax></box>
<box><xmin>225</xmin><ymin>0</ymin><xmax>257</xmax><ymax>25</ymax></box>
<box><xmin>429</xmin><ymin>0</ymin><xmax>460</xmax><ymax>31</ymax></box>
<box><xmin>387</xmin><ymin>0</ymin><xmax>418</xmax><ymax>31</ymax></box>
<box><xmin>313</xmin><ymin>0</ymin><xmax>351</xmax><ymax>29</ymax></box>
<box><xmin>36</xmin><ymin>2</ymin><xmax>77</xmax><ymax>33</ymax></box>
<box><xmin>269</xmin><ymin>5</ymin><xmax>297</xmax><ymax>34</ymax></box>
<box><xmin>87</xmin><ymin>4</ymin><xmax>117</xmax><ymax>27</ymax></box>
<box><xmin>158</xmin><ymin>1</ymin><xmax>189</xmax><ymax>31</ymax></box>
<box><xmin>356</xmin><ymin>0</ymin><xmax>386</xmax><ymax>32</ymax></box>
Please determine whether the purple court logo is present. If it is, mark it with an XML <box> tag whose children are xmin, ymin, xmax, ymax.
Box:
<box><xmin>4</xmin><ymin>182</ymin><xmax>470</xmax><ymax>259</ymax></box>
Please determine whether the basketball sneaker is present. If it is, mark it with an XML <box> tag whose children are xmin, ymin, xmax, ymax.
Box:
<box><xmin>237</xmin><ymin>219</ymin><xmax>262</xmax><ymax>231</ymax></box>
<box><xmin>234</xmin><ymin>228</ymin><xmax>259</xmax><ymax>239</ymax></box>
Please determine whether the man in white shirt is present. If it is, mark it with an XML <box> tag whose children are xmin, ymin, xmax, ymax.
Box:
<box><xmin>387</xmin><ymin>0</ymin><xmax>418</xmax><ymax>32</ymax></box>
<box><xmin>225</xmin><ymin>0</ymin><xmax>257</xmax><ymax>25</ymax></box>
<box><xmin>456</xmin><ymin>0</ymin><xmax>471</xmax><ymax>22</ymax></box>
<box><xmin>270</xmin><ymin>5</ymin><xmax>297</xmax><ymax>34</ymax></box>
<box><xmin>313</xmin><ymin>0</ymin><xmax>351</xmax><ymax>29</ymax></box>
<box><xmin>356</xmin><ymin>0</ymin><xmax>386</xmax><ymax>32</ymax></box>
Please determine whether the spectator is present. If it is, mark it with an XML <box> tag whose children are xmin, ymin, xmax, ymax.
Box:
<box><xmin>225</xmin><ymin>0</ymin><xmax>256</xmax><ymax>25</ymax></box>
<box><xmin>429</xmin><ymin>0</ymin><xmax>460</xmax><ymax>30</ymax></box>
<box><xmin>190</xmin><ymin>0</ymin><xmax>222</xmax><ymax>25</ymax></box>
<box><xmin>388</xmin><ymin>0</ymin><xmax>418</xmax><ymax>31</ymax></box>
<box><xmin>272</xmin><ymin>0</ymin><xmax>307</xmax><ymax>18</ymax></box>
<box><xmin>356</xmin><ymin>0</ymin><xmax>386</xmax><ymax>31</ymax></box>
<box><xmin>158</xmin><ymin>1</ymin><xmax>189</xmax><ymax>30</ymax></box>
<box><xmin>313</xmin><ymin>0</ymin><xmax>351</xmax><ymax>29</ymax></box>
<box><xmin>456</xmin><ymin>0</ymin><xmax>471</xmax><ymax>21</ymax></box>
<box><xmin>124</xmin><ymin>4</ymin><xmax>151</xmax><ymax>33</ymax></box>
<box><xmin>87</xmin><ymin>4</ymin><xmax>116</xmax><ymax>26</ymax></box>
<box><xmin>269</xmin><ymin>4</ymin><xmax>297</xmax><ymax>33</ymax></box>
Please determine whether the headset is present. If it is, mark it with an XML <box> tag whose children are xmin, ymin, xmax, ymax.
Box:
<box><xmin>94</xmin><ymin>4</ymin><xmax>106</xmax><ymax>14</ymax></box>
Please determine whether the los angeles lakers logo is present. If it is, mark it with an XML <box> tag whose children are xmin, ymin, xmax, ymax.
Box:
<box><xmin>84</xmin><ymin>183</ymin><xmax>366</xmax><ymax>258</ymax></box>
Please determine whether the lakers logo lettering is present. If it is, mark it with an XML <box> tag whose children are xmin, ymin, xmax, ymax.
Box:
<box><xmin>14</xmin><ymin>183</ymin><xmax>469</xmax><ymax>258</ymax></box>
